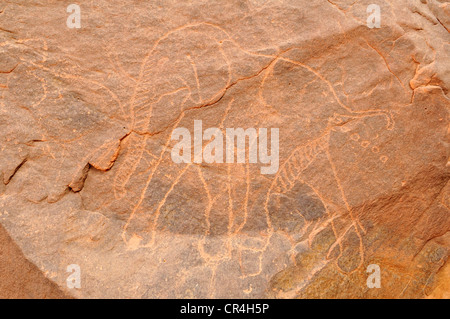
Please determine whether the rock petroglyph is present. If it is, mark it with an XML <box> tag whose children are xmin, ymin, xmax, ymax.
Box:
<box><xmin>0</xmin><ymin>0</ymin><xmax>448</xmax><ymax>298</ymax></box>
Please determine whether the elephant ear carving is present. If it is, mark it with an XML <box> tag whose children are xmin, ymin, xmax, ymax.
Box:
<box><xmin>112</xmin><ymin>24</ymin><xmax>233</xmax><ymax>200</ymax></box>
<box><xmin>270</xmin><ymin>133</ymin><xmax>330</xmax><ymax>195</ymax></box>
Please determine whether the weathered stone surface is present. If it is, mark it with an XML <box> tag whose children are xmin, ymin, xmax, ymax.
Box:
<box><xmin>0</xmin><ymin>0</ymin><xmax>448</xmax><ymax>298</ymax></box>
<box><xmin>0</xmin><ymin>223</ymin><xmax>70</xmax><ymax>298</ymax></box>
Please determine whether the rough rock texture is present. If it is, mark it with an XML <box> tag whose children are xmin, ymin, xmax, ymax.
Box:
<box><xmin>0</xmin><ymin>0</ymin><xmax>448</xmax><ymax>298</ymax></box>
<box><xmin>0</xmin><ymin>224</ymin><xmax>71</xmax><ymax>298</ymax></box>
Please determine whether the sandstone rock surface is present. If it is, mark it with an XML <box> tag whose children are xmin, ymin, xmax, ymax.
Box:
<box><xmin>0</xmin><ymin>0</ymin><xmax>448</xmax><ymax>298</ymax></box>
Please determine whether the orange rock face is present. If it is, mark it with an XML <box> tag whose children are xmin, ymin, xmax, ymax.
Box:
<box><xmin>0</xmin><ymin>224</ymin><xmax>70</xmax><ymax>298</ymax></box>
<box><xmin>0</xmin><ymin>0</ymin><xmax>448</xmax><ymax>298</ymax></box>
